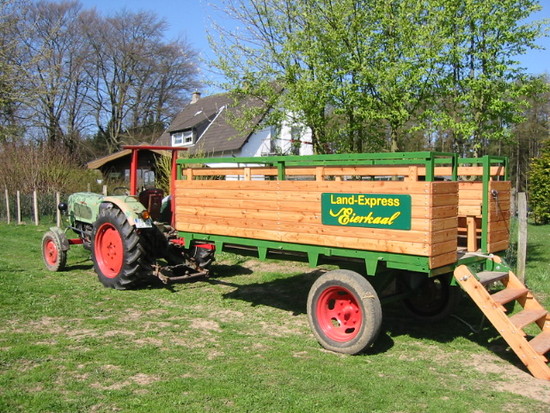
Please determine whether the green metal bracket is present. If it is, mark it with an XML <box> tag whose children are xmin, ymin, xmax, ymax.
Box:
<box><xmin>307</xmin><ymin>251</ymin><xmax>319</xmax><ymax>267</ymax></box>
<box><xmin>276</xmin><ymin>161</ymin><xmax>286</xmax><ymax>180</ymax></box>
<box><xmin>258</xmin><ymin>247</ymin><xmax>267</xmax><ymax>261</ymax></box>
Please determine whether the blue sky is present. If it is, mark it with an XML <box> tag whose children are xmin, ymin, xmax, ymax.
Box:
<box><xmin>79</xmin><ymin>0</ymin><xmax>549</xmax><ymax>92</ymax></box>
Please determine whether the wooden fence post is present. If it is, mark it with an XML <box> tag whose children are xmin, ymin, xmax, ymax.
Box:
<box><xmin>4</xmin><ymin>189</ymin><xmax>10</xmax><ymax>224</ymax></box>
<box><xmin>103</xmin><ymin>185</ymin><xmax>108</xmax><ymax>196</ymax></box>
<box><xmin>17</xmin><ymin>190</ymin><xmax>21</xmax><ymax>225</ymax></box>
<box><xmin>517</xmin><ymin>192</ymin><xmax>527</xmax><ymax>283</ymax></box>
<box><xmin>56</xmin><ymin>192</ymin><xmax>61</xmax><ymax>227</ymax></box>
<box><xmin>33</xmin><ymin>190</ymin><xmax>39</xmax><ymax>226</ymax></box>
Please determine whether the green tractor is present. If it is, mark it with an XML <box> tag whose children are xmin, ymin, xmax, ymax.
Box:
<box><xmin>41</xmin><ymin>146</ymin><xmax>214</xmax><ymax>289</ymax></box>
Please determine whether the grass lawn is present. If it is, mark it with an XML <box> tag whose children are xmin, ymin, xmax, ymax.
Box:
<box><xmin>0</xmin><ymin>221</ymin><xmax>549</xmax><ymax>412</ymax></box>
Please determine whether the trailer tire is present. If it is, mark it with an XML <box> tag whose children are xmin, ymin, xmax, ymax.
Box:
<box><xmin>307</xmin><ymin>270</ymin><xmax>382</xmax><ymax>354</ymax></box>
<box><xmin>42</xmin><ymin>230</ymin><xmax>67</xmax><ymax>272</ymax></box>
<box><xmin>91</xmin><ymin>206</ymin><xmax>152</xmax><ymax>289</ymax></box>
<box><xmin>400</xmin><ymin>274</ymin><xmax>460</xmax><ymax>322</ymax></box>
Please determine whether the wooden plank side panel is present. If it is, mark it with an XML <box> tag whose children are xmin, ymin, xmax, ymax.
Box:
<box><xmin>179</xmin><ymin>179</ymin><xmax>434</xmax><ymax>192</ymax></box>
<box><xmin>178</xmin><ymin>222</ymin><xmax>432</xmax><ymax>256</ymax></box>
<box><xmin>487</xmin><ymin>181</ymin><xmax>511</xmax><ymax>253</ymax></box>
<box><xmin>487</xmin><ymin>240</ymin><xmax>509</xmax><ymax>253</ymax></box>
<box><xmin>176</xmin><ymin>214</ymin><xmax>432</xmax><ymax>244</ymax></box>
<box><xmin>430</xmin><ymin>250</ymin><xmax>458</xmax><ymax>268</ymax></box>
<box><xmin>427</xmin><ymin>182</ymin><xmax>457</xmax><ymax>263</ymax></box>
<box><xmin>174</xmin><ymin>179</ymin><xmax>459</xmax><ymax>262</ymax></box>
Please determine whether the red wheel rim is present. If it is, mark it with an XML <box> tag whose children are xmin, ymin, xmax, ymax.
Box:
<box><xmin>44</xmin><ymin>238</ymin><xmax>58</xmax><ymax>265</ymax></box>
<box><xmin>316</xmin><ymin>286</ymin><xmax>362</xmax><ymax>342</ymax></box>
<box><xmin>95</xmin><ymin>223</ymin><xmax>124</xmax><ymax>278</ymax></box>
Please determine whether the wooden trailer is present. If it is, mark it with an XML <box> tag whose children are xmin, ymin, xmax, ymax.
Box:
<box><xmin>173</xmin><ymin>152</ymin><xmax>508</xmax><ymax>274</ymax></box>
<box><xmin>168</xmin><ymin>151</ymin><xmax>549</xmax><ymax>380</ymax></box>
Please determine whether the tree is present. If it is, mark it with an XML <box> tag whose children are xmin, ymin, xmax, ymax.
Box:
<box><xmin>1</xmin><ymin>1</ymin><xmax>200</xmax><ymax>157</ymax></box>
<box><xmin>82</xmin><ymin>8</ymin><xmax>200</xmax><ymax>152</ymax></box>
<box><xmin>436</xmin><ymin>0</ymin><xmax>546</xmax><ymax>157</ymax></box>
<box><xmin>508</xmin><ymin>75</ymin><xmax>549</xmax><ymax>192</ymax></box>
<box><xmin>211</xmin><ymin>0</ymin><xmax>547</xmax><ymax>154</ymax></box>
<box><xmin>15</xmin><ymin>0</ymin><xmax>91</xmax><ymax>150</ymax></box>
<box><xmin>0</xmin><ymin>0</ymin><xmax>28</xmax><ymax>143</ymax></box>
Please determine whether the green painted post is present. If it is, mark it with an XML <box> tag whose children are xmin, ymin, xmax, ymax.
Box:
<box><xmin>481</xmin><ymin>156</ymin><xmax>490</xmax><ymax>253</ymax></box>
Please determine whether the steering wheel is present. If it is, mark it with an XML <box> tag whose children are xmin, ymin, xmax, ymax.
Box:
<box><xmin>112</xmin><ymin>187</ymin><xmax>130</xmax><ymax>196</ymax></box>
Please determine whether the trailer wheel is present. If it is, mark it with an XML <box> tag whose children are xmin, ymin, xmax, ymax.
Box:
<box><xmin>91</xmin><ymin>206</ymin><xmax>152</xmax><ymax>289</ymax></box>
<box><xmin>401</xmin><ymin>274</ymin><xmax>460</xmax><ymax>322</ymax></box>
<box><xmin>42</xmin><ymin>231</ymin><xmax>67</xmax><ymax>272</ymax></box>
<box><xmin>307</xmin><ymin>270</ymin><xmax>382</xmax><ymax>354</ymax></box>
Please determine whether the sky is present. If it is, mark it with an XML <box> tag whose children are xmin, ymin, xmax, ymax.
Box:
<box><xmin>79</xmin><ymin>0</ymin><xmax>550</xmax><ymax>93</ymax></box>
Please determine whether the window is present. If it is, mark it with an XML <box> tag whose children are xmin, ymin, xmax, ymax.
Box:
<box><xmin>172</xmin><ymin>130</ymin><xmax>194</xmax><ymax>146</ymax></box>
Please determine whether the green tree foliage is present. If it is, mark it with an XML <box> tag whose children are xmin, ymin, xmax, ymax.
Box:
<box><xmin>211</xmin><ymin>0</ymin><xmax>547</xmax><ymax>154</ymax></box>
<box><xmin>436</xmin><ymin>0</ymin><xmax>546</xmax><ymax>156</ymax></box>
<box><xmin>507</xmin><ymin>75</ymin><xmax>549</xmax><ymax>192</ymax></box>
<box><xmin>528</xmin><ymin>140</ymin><xmax>550</xmax><ymax>224</ymax></box>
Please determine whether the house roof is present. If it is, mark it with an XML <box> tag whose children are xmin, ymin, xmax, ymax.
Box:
<box><xmin>87</xmin><ymin>146</ymin><xmax>168</xmax><ymax>170</ymax></box>
<box><xmin>155</xmin><ymin>92</ymin><xmax>268</xmax><ymax>155</ymax></box>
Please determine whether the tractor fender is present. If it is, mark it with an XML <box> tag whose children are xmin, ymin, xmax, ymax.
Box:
<box><xmin>100</xmin><ymin>196</ymin><xmax>153</xmax><ymax>228</ymax></box>
<box><xmin>49</xmin><ymin>226</ymin><xmax>70</xmax><ymax>251</ymax></box>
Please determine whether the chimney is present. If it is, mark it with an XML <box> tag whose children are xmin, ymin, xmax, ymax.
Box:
<box><xmin>191</xmin><ymin>91</ymin><xmax>201</xmax><ymax>104</ymax></box>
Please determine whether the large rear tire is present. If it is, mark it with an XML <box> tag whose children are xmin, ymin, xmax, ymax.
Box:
<box><xmin>307</xmin><ymin>270</ymin><xmax>382</xmax><ymax>354</ymax></box>
<box><xmin>91</xmin><ymin>206</ymin><xmax>152</xmax><ymax>289</ymax></box>
<box><xmin>42</xmin><ymin>230</ymin><xmax>67</xmax><ymax>272</ymax></box>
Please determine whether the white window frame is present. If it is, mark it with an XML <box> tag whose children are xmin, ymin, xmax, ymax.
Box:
<box><xmin>172</xmin><ymin>130</ymin><xmax>194</xmax><ymax>146</ymax></box>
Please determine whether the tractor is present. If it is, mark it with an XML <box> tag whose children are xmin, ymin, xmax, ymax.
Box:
<box><xmin>41</xmin><ymin>145</ymin><xmax>214</xmax><ymax>289</ymax></box>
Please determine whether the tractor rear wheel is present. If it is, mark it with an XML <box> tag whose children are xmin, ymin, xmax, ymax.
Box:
<box><xmin>42</xmin><ymin>230</ymin><xmax>67</xmax><ymax>272</ymax></box>
<box><xmin>307</xmin><ymin>270</ymin><xmax>382</xmax><ymax>354</ymax></box>
<box><xmin>91</xmin><ymin>206</ymin><xmax>152</xmax><ymax>289</ymax></box>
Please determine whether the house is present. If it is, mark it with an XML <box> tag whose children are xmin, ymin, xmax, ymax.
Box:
<box><xmin>154</xmin><ymin>91</ymin><xmax>313</xmax><ymax>158</ymax></box>
<box><xmin>88</xmin><ymin>91</ymin><xmax>313</xmax><ymax>186</ymax></box>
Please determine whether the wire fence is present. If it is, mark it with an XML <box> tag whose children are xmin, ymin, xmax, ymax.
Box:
<box><xmin>0</xmin><ymin>186</ymin><xmax>111</xmax><ymax>226</ymax></box>
<box><xmin>0</xmin><ymin>190</ymin><xmax>61</xmax><ymax>225</ymax></box>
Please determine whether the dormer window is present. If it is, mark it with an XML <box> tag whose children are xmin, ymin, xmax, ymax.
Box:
<box><xmin>172</xmin><ymin>130</ymin><xmax>194</xmax><ymax>146</ymax></box>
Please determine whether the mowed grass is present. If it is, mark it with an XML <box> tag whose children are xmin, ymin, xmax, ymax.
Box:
<box><xmin>0</xmin><ymin>222</ymin><xmax>549</xmax><ymax>412</ymax></box>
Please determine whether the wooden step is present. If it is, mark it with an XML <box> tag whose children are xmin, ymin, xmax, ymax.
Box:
<box><xmin>491</xmin><ymin>287</ymin><xmax>528</xmax><ymax>306</ymax></box>
<box><xmin>529</xmin><ymin>331</ymin><xmax>550</xmax><ymax>356</ymax></box>
<box><xmin>509</xmin><ymin>309</ymin><xmax>548</xmax><ymax>330</ymax></box>
<box><xmin>476</xmin><ymin>271</ymin><xmax>508</xmax><ymax>286</ymax></box>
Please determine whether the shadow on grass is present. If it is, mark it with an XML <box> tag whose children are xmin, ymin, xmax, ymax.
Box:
<box><xmin>215</xmin><ymin>268</ymin><xmax>322</xmax><ymax>315</ymax></box>
<box><xmin>211</xmin><ymin>268</ymin><xmax>530</xmax><ymax>368</ymax></box>
<box><xmin>525</xmin><ymin>243</ymin><xmax>549</xmax><ymax>266</ymax></box>
<box><xmin>59</xmin><ymin>254</ymin><xmax>535</xmax><ymax>372</ymax></box>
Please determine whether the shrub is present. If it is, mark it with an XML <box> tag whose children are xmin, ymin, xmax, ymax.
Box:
<box><xmin>0</xmin><ymin>141</ymin><xmax>99</xmax><ymax>194</ymax></box>
<box><xmin>528</xmin><ymin>140</ymin><xmax>550</xmax><ymax>224</ymax></box>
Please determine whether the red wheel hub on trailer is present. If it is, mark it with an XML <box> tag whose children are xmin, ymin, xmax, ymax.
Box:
<box><xmin>94</xmin><ymin>223</ymin><xmax>124</xmax><ymax>278</ymax></box>
<box><xmin>316</xmin><ymin>286</ymin><xmax>362</xmax><ymax>342</ymax></box>
<box><xmin>43</xmin><ymin>239</ymin><xmax>58</xmax><ymax>265</ymax></box>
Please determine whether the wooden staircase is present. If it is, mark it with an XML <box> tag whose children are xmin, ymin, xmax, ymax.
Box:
<box><xmin>454</xmin><ymin>258</ymin><xmax>550</xmax><ymax>380</ymax></box>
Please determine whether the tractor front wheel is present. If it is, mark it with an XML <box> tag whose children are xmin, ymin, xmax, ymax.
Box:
<box><xmin>42</xmin><ymin>230</ymin><xmax>67</xmax><ymax>272</ymax></box>
<box><xmin>307</xmin><ymin>270</ymin><xmax>382</xmax><ymax>354</ymax></box>
<box><xmin>91</xmin><ymin>206</ymin><xmax>152</xmax><ymax>289</ymax></box>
